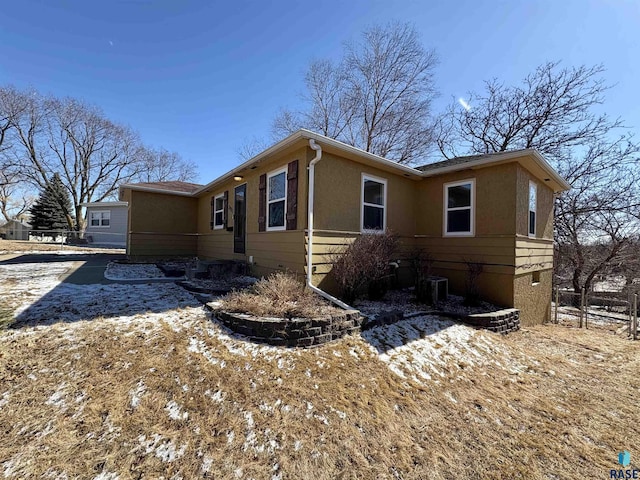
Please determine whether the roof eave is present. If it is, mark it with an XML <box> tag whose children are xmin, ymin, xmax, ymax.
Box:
<box><xmin>80</xmin><ymin>201</ymin><xmax>129</xmax><ymax>207</ymax></box>
<box><xmin>192</xmin><ymin>129</ymin><xmax>424</xmax><ymax>196</ymax></box>
<box><xmin>419</xmin><ymin>149</ymin><xmax>571</xmax><ymax>192</ymax></box>
<box><xmin>118</xmin><ymin>184</ymin><xmax>197</xmax><ymax>196</ymax></box>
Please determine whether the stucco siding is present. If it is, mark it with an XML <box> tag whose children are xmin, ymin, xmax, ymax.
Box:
<box><xmin>129</xmin><ymin>233</ymin><xmax>198</xmax><ymax>258</ymax></box>
<box><xmin>514</xmin><ymin>268</ymin><xmax>553</xmax><ymax>326</ymax></box>
<box><xmin>416</xmin><ymin>163</ymin><xmax>518</xmax><ymax>237</ymax></box>
<box><xmin>195</xmin><ymin>147</ymin><xmax>308</xmax><ymax>271</ymax></box>
<box><xmin>313</xmin><ymin>152</ymin><xmax>417</xmax><ymax>236</ymax></box>
<box><xmin>128</xmin><ymin>190</ymin><xmax>198</xmax><ymax>256</ymax></box>
<box><xmin>516</xmin><ymin>165</ymin><xmax>555</xmax><ymax>239</ymax></box>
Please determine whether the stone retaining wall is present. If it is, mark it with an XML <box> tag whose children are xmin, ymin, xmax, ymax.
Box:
<box><xmin>206</xmin><ymin>306</ymin><xmax>363</xmax><ymax>347</ymax></box>
<box><xmin>465</xmin><ymin>308</ymin><xmax>521</xmax><ymax>333</ymax></box>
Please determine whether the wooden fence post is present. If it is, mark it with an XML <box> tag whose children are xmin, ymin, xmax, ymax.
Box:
<box><xmin>634</xmin><ymin>294</ymin><xmax>638</xmax><ymax>341</ymax></box>
<box><xmin>579</xmin><ymin>288</ymin><xmax>585</xmax><ymax>328</ymax></box>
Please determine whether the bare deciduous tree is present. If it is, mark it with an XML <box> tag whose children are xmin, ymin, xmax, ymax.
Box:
<box><xmin>435</xmin><ymin>62</ymin><xmax>618</xmax><ymax>160</ymax></box>
<box><xmin>554</xmin><ymin>136</ymin><xmax>640</xmax><ymax>293</ymax></box>
<box><xmin>236</xmin><ymin>135</ymin><xmax>270</xmax><ymax>161</ymax></box>
<box><xmin>436</xmin><ymin>62</ymin><xmax>640</xmax><ymax>294</ymax></box>
<box><xmin>0</xmin><ymin>86</ymin><xmax>197</xmax><ymax>230</ymax></box>
<box><xmin>273</xmin><ymin>22</ymin><xmax>438</xmax><ymax>164</ymax></box>
<box><xmin>0</xmin><ymin>171</ymin><xmax>34</xmax><ymax>222</ymax></box>
<box><xmin>135</xmin><ymin>147</ymin><xmax>198</xmax><ymax>183</ymax></box>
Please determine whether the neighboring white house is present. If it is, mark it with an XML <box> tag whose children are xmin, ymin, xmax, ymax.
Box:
<box><xmin>81</xmin><ymin>201</ymin><xmax>128</xmax><ymax>247</ymax></box>
<box><xmin>0</xmin><ymin>220</ymin><xmax>31</xmax><ymax>241</ymax></box>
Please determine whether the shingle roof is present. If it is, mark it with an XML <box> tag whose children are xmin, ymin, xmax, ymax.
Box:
<box><xmin>416</xmin><ymin>153</ymin><xmax>505</xmax><ymax>172</ymax></box>
<box><xmin>123</xmin><ymin>181</ymin><xmax>203</xmax><ymax>193</ymax></box>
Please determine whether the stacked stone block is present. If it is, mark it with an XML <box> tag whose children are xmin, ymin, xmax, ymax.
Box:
<box><xmin>209</xmin><ymin>307</ymin><xmax>363</xmax><ymax>347</ymax></box>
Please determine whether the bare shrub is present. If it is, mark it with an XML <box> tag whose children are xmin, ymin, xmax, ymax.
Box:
<box><xmin>409</xmin><ymin>249</ymin><xmax>434</xmax><ymax>303</ymax></box>
<box><xmin>464</xmin><ymin>261</ymin><xmax>484</xmax><ymax>306</ymax></box>
<box><xmin>220</xmin><ymin>271</ymin><xmax>339</xmax><ymax>319</ymax></box>
<box><xmin>331</xmin><ymin>232</ymin><xmax>398</xmax><ymax>303</ymax></box>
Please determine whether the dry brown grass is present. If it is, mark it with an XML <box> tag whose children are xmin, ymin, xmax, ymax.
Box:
<box><xmin>221</xmin><ymin>271</ymin><xmax>342</xmax><ymax>318</ymax></box>
<box><xmin>0</xmin><ymin>312</ymin><xmax>638</xmax><ymax>479</ymax></box>
<box><xmin>0</xmin><ymin>239</ymin><xmax>122</xmax><ymax>254</ymax></box>
<box><xmin>0</xmin><ymin>300</ymin><xmax>13</xmax><ymax>329</ymax></box>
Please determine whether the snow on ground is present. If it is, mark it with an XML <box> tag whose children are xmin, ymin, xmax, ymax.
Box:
<box><xmin>354</xmin><ymin>289</ymin><xmax>431</xmax><ymax>319</ymax></box>
<box><xmin>592</xmin><ymin>276</ymin><xmax>626</xmax><ymax>292</ymax></box>
<box><xmin>362</xmin><ymin>315</ymin><xmax>528</xmax><ymax>382</ymax></box>
<box><xmin>0</xmin><ymin>254</ymin><xmax>528</xmax><ymax>476</ymax></box>
<box><xmin>104</xmin><ymin>261</ymin><xmax>168</xmax><ymax>281</ymax></box>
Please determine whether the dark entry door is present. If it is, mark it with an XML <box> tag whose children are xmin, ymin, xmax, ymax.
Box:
<box><xmin>234</xmin><ymin>184</ymin><xmax>246</xmax><ymax>254</ymax></box>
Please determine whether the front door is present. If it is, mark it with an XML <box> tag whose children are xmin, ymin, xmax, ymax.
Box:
<box><xmin>234</xmin><ymin>184</ymin><xmax>246</xmax><ymax>254</ymax></box>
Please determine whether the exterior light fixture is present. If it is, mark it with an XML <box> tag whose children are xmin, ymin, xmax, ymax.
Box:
<box><xmin>233</xmin><ymin>175</ymin><xmax>243</xmax><ymax>181</ymax></box>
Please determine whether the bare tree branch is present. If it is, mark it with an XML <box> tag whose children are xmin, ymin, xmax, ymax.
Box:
<box><xmin>272</xmin><ymin>22</ymin><xmax>438</xmax><ymax>165</ymax></box>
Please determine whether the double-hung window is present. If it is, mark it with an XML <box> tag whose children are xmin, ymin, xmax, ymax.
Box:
<box><xmin>267</xmin><ymin>167</ymin><xmax>287</xmax><ymax>231</ymax></box>
<box><xmin>528</xmin><ymin>181</ymin><xmax>537</xmax><ymax>237</ymax></box>
<box><xmin>361</xmin><ymin>174</ymin><xmax>386</xmax><ymax>232</ymax></box>
<box><xmin>444</xmin><ymin>179</ymin><xmax>474</xmax><ymax>236</ymax></box>
<box><xmin>90</xmin><ymin>211</ymin><xmax>110</xmax><ymax>227</ymax></box>
<box><xmin>213</xmin><ymin>194</ymin><xmax>225</xmax><ymax>229</ymax></box>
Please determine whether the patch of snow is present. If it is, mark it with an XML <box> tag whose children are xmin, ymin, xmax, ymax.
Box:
<box><xmin>201</xmin><ymin>455</ymin><xmax>214</xmax><ymax>474</ymax></box>
<box><xmin>362</xmin><ymin>315</ymin><xmax>527</xmax><ymax>383</ymax></box>
<box><xmin>46</xmin><ymin>383</ymin><xmax>68</xmax><ymax>409</ymax></box>
<box><xmin>205</xmin><ymin>389</ymin><xmax>225</xmax><ymax>403</ymax></box>
<box><xmin>93</xmin><ymin>472</ymin><xmax>119</xmax><ymax>480</ymax></box>
<box><xmin>165</xmin><ymin>400</ymin><xmax>188</xmax><ymax>421</ymax></box>
<box><xmin>130</xmin><ymin>381</ymin><xmax>146</xmax><ymax>409</ymax></box>
<box><xmin>138</xmin><ymin>434</ymin><xmax>187</xmax><ymax>462</ymax></box>
<box><xmin>104</xmin><ymin>262</ymin><xmax>169</xmax><ymax>281</ymax></box>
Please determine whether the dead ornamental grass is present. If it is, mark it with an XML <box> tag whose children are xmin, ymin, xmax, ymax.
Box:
<box><xmin>221</xmin><ymin>271</ymin><xmax>343</xmax><ymax>318</ymax></box>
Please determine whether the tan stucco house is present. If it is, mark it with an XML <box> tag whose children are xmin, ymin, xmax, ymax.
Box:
<box><xmin>120</xmin><ymin>130</ymin><xmax>570</xmax><ymax>325</ymax></box>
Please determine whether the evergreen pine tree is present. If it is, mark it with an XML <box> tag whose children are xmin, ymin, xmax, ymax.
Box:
<box><xmin>29</xmin><ymin>174</ymin><xmax>73</xmax><ymax>231</ymax></box>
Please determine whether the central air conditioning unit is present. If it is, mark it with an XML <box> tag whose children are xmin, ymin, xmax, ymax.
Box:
<box><xmin>426</xmin><ymin>276</ymin><xmax>448</xmax><ymax>304</ymax></box>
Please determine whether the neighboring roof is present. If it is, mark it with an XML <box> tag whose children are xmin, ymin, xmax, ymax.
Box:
<box><xmin>80</xmin><ymin>201</ymin><xmax>128</xmax><ymax>208</ymax></box>
<box><xmin>0</xmin><ymin>220</ymin><xmax>31</xmax><ymax>228</ymax></box>
<box><xmin>119</xmin><ymin>181</ymin><xmax>204</xmax><ymax>196</ymax></box>
<box><xmin>417</xmin><ymin>149</ymin><xmax>571</xmax><ymax>192</ymax></box>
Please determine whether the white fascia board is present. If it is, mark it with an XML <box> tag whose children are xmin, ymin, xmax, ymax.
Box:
<box><xmin>117</xmin><ymin>185</ymin><xmax>196</xmax><ymax>196</ymax></box>
<box><xmin>80</xmin><ymin>201</ymin><xmax>129</xmax><ymax>207</ymax></box>
<box><xmin>192</xmin><ymin>130</ymin><xmax>424</xmax><ymax>196</ymax></box>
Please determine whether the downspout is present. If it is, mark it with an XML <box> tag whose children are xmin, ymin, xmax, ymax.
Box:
<box><xmin>307</xmin><ymin>139</ymin><xmax>353</xmax><ymax>310</ymax></box>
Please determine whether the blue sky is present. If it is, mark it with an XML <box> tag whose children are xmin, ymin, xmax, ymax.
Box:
<box><xmin>1</xmin><ymin>0</ymin><xmax>638</xmax><ymax>183</ymax></box>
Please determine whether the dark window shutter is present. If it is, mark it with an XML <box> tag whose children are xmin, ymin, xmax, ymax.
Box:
<box><xmin>210</xmin><ymin>196</ymin><xmax>215</xmax><ymax>230</ymax></box>
<box><xmin>258</xmin><ymin>174</ymin><xmax>266</xmax><ymax>232</ymax></box>
<box><xmin>223</xmin><ymin>190</ymin><xmax>229</xmax><ymax>228</ymax></box>
<box><xmin>286</xmin><ymin>160</ymin><xmax>298</xmax><ymax>230</ymax></box>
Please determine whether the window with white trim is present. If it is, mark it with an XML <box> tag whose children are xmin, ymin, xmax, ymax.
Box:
<box><xmin>444</xmin><ymin>179</ymin><xmax>474</xmax><ymax>236</ymax></box>
<box><xmin>267</xmin><ymin>167</ymin><xmax>287</xmax><ymax>230</ymax></box>
<box><xmin>529</xmin><ymin>181</ymin><xmax>537</xmax><ymax>236</ymax></box>
<box><xmin>213</xmin><ymin>193</ymin><xmax>225</xmax><ymax>229</ymax></box>
<box><xmin>89</xmin><ymin>210</ymin><xmax>110</xmax><ymax>227</ymax></box>
<box><xmin>361</xmin><ymin>175</ymin><xmax>386</xmax><ymax>232</ymax></box>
